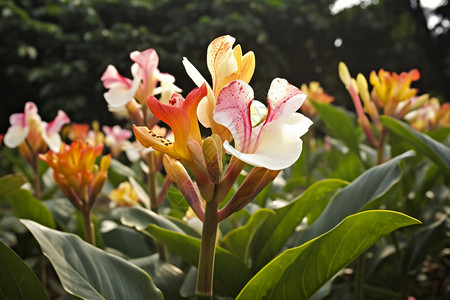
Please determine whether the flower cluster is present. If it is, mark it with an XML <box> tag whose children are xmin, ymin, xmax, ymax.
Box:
<box><xmin>39</xmin><ymin>140</ymin><xmax>110</xmax><ymax>212</ymax></box>
<box><xmin>132</xmin><ymin>35</ymin><xmax>312</xmax><ymax>220</ymax></box>
<box><xmin>4</xmin><ymin>102</ymin><xmax>70</xmax><ymax>161</ymax></box>
<box><xmin>338</xmin><ymin>62</ymin><xmax>448</xmax><ymax>149</ymax></box>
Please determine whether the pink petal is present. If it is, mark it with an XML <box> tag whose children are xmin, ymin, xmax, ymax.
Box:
<box><xmin>213</xmin><ymin>80</ymin><xmax>253</xmax><ymax>151</ymax></box>
<box><xmin>101</xmin><ymin>65</ymin><xmax>133</xmax><ymax>89</ymax></box>
<box><xmin>266</xmin><ymin>78</ymin><xmax>306</xmax><ymax>123</ymax></box>
<box><xmin>24</xmin><ymin>101</ymin><xmax>38</xmax><ymax>118</ymax></box>
<box><xmin>9</xmin><ymin>113</ymin><xmax>25</xmax><ymax>128</ymax></box>
<box><xmin>46</xmin><ymin>110</ymin><xmax>70</xmax><ymax>134</ymax></box>
<box><xmin>130</xmin><ymin>49</ymin><xmax>159</xmax><ymax>91</ymax></box>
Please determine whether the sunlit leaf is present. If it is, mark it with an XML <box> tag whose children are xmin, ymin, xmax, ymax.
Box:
<box><xmin>380</xmin><ymin>116</ymin><xmax>450</xmax><ymax>176</ymax></box>
<box><xmin>253</xmin><ymin>179</ymin><xmax>348</xmax><ymax>270</ymax></box>
<box><xmin>236</xmin><ymin>210</ymin><xmax>420</xmax><ymax>300</ymax></box>
<box><xmin>220</xmin><ymin>208</ymin><xmax>275</xmax><ymax>264</ymax></box>
<box><xmin>297</xmin><ymin>151</ymin><xmax>414</xmax><ymax>244</ymax></box>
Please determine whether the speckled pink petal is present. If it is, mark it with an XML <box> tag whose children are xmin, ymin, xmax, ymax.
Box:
<box><xmin>266</xmin><ymin>78</ymin><xmax>307</xmax><ymax>123</ymax></box>
<box><xmin>213</xmin><ymin>80</ymin><xmax>254</xmax><ymax>151</ymax></box>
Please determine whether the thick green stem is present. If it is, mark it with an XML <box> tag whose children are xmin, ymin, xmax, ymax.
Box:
<box><xmin>82</xmin><ymin>210</ymin><xmax>95</xmax><ymax>246</ymax></box>
<box><xmin>196</xmin><ymin>201</ymin><xmax>218</xmax><ymax>300</ymax></box>
<box><xmin>376</xmin><ymin>127</ymin><xmax>388</xmax><ymax>165</ymax></box>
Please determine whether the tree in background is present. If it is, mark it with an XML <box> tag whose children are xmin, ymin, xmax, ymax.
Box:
<box><xmin>0</xmin><ymin>0</ymin><xmax>448</xmax><ymax>133</ymax></box>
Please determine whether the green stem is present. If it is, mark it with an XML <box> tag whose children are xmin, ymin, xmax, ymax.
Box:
<box><xmin>146</xmin><ymin>152</ymin><xmax>168</xmax><ymax>261</ymax></box>
<box><xmin>355</xmin><ymin>255</ymin><xmax>365</xmax><ymax>300</ymax></box>
<box><xmin>196</xmin><ymin>201</ymin><xmax>218</xmax><ymax>300</ymax></box>
<box><xmin>147</xmin><ymin>152</ymin><xmax>159</xmax><ymax>213</ymax></box>
<box><xmin>82</xmin><ymin>210</ymin><xmax>95</xmax><ymax>246</ymax></box>
<box><xmin>376</xmin><ymin>127</ymin><xmax>388</xmax><ymax>165</ymax></box>
<box><xmin>33</xmin><ymin>153</ymin><xmax>41</xmax><ymax>199</ymax></box>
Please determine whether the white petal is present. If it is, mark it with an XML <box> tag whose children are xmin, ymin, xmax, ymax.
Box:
<box><xmin>183</xmin><ymin>57</ymin><xmax>208</xmax><ymax>88</ymax></box>
<box><xmin>4</xmin><ymin>126</ymin><xmax>29</xmax><ymax>148</ymax></box>
<box><xmin>223</xmin><ymin>113</ymin><xmax>312</xmax><ymax>170</ymax></box>
<box><xmin>183</xmin><ymin>57</ymin><xmax>215</xmax><ymax>128</ymax></box>
<box><xmin>42</xmin><ymin>130</ymin><xmax>62</xmax><ymax>152</ymax></box>
<box><xmin>104</xmin><ymin>75</ymin><xmax>141</xmax><ymax>107</ymax></box>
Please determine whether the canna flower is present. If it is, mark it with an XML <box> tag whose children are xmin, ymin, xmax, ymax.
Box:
<box><xmin>39</xmin><ymin>140</ymin><xmax>110</xmax><ymax>211</ymax></box>
<box><xmin>4</xmin><ymin>101</ymin><xmax>70</xmax><ymax>153</ymax></box>
<box><xmin>183</xmin><ymin>35</ymin><xmax>255</xmax><ymax>140</ymax></box>
<box><xmin>101</xmin><ymin>49</ymin><xmax>161</xmax><ymax>107</ymax></box>
<box><xmin>300</xmin><ymin>81</ymin><xmax>334</xmax><ymax>118</ymax></box>
<box><xmin>109</xmin><ymin>181</ymin><xmax>140</xmax><ymax>207</ymax></box>
<box><xmin>153</xmin><ymin>73</ymin><xmax>182</xmax><ymax>105</ymax></box>
<box><xmin>405</xmin><ymin>98</ymin><xmax>450</xmax><ymax>131</ymax></box>
<box><xmin>102</xmin><ymin>125</ymin><xmax>132</xmax><ymax>158</ymax></box>
<box><xmin>213</xmin><ymin>79</ymin><xmax>313</xmax><ymax>170</ymax></box>
<box><xmin>369</xmin><ymin>68</ymin><xmax>420</xmax><ymax>115</ymax></box>
<box><xmin>133</xmin><ymin>84</ymin><xmax>208</xmax><ymax>166</ymax></box>
<box><xmin>435</xmin><ymin>102</ymin><xmax>450</xmax><ymax>129</ymax></box>
<box><xmin>101</xmin><ymin>65</ymin><xmax>141</xmax><ymax>108</ymax></box>
<box><xmin>123</xmin><ymin>125</ymin><xmax>172</xmax><ymax>163</ymax></box>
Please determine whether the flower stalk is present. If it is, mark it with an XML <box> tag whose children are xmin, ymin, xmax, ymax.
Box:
<box><xmin>196</xmin><ymin>201</ymin><xmax>218</xmax><ymax>300</ymax></box>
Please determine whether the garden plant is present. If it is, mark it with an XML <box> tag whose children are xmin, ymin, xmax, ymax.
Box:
<box><xmin>0</xmin><ymin>34</ymin><xmax>449</xmax><ymax>300</ymax></box>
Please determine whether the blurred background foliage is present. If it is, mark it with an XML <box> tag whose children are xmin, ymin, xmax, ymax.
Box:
<box><xmin>1</xmin><ymin>0</ymin><xmax>449</xmax><ymax>133</ymax></box>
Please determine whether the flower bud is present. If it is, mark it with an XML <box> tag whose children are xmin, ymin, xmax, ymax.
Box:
<box><xmin>186</xmin><ymin>139</ymin><xmax>207</xmax><ymax>174</ymax></box>
<box><xmin>163</xmin><ymin>155</ymin><xmax>204</xmax><ymax>220</ymax></box>
<box><xmin>339</xmin><ymin>62</ymin><xmax>351</xmax><ymax>87</ymax></box>
<box><xmin>202</xmin><ymin>134</ymin><xmax>223</xmax><ymax>183</ymax></box>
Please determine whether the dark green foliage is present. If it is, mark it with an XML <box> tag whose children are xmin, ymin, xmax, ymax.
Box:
<box><xmin>1</xmin><ymin>0</ymin><xmax>449</xmax><ymax>133</ymax></box>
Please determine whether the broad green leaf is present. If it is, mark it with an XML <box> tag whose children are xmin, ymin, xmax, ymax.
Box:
<box><xmin>107</xmin><ymin>158</ymin><xmax>138</xmax><ymax>187</ymax></box>
<box><xmin>0</xmin><ymin>174</ymin><xmax>27</xmax><ymax>199</ymax></box>
<box><xmin>144</xmin><ymin>224</ymin><xmax>252</xmax><ymax>296</ymax></box>
<box><xmin>253</xmin><ymin>179</ymin><xmax>348</xmax><ymax>270</ymax></box>
<box><xmin>101</xmin><ymin>221</ymin><xmax>153</xmax><ymax>258</ymax></box>
<box><xmin>21</xmin><ymin>220</ymin><xmax>163</xmax><ymax>300</ymax></box>
<box><xmin>312</xmin><ymin>100</ymin><xmax>362</xmax><ymax>157</ymax></box>
<box><xmin>220</xmin><ymin>208</ymin><xmax>275</xmax><ymax>264</ymax></box>
<box><xmin>380</xmin><ymin>116</ymin><xmax>450</xmax><ymax>175</ymax></box>
<box><xmin>0</xmin><ymin>240</ymin><xmax>49</xmax><ymax>300</ymax></box>
<box><xmin>6</xmin><ymin>189</ymin><xmax>55</xmax><ymax>229</ymax></box>
<box><xmin>131</xmin><ymin>254</ymin><xmax>185</xmax><ymax>300</ymax></box>
<box><xmin>236</xmin><ymin>210</ymin><xmax>420</xmax><ymax>300</ymax></box>
<box><xmin>120</xmin><ymin>206</ymin><xmax>184</xmax><ymax>234</ymax></box>
<box><xmin>298</xmin><ymin>151</ymin><xmax>414</xmax><ymax>244</ymax></box>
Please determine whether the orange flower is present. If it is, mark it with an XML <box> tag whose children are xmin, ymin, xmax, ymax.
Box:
<box><xmin>133</xmin><ymin>84</ymin><xmax>208</xmax><ymax>165</ymax></box>
<box><xmin>370</xmin><ymin>68</ymin><xmax>420</xmax><ymax>115</ymax></box>
<box><xmin>40</xmin><ymin>140</ymin><xmax>110</xmax><ymax>211</ymax></box>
